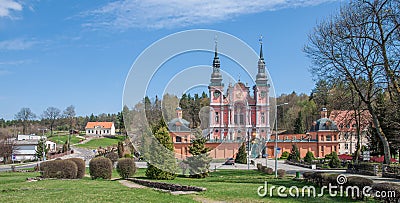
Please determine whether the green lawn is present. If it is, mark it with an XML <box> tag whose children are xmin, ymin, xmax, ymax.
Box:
<box><xmin>48</xmin><ymin>134</ymin><xmax>83</xmax><ymax>145</ymax></box>
<box><xmin>0</xmin><ymin>169</ymin><xmax>377</xmax><ymax>203</ymax></box>
<box><xmin>75</xmin><ymin>136</ymin><xmax>126</xmax><ymax>149</ymax></box>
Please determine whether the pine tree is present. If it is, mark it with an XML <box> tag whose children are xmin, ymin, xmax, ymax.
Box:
<box><xmin>304</xmin><ymin>151</ymin><xmax>315</xmax><ymax>164</ymax></box>
<box><xmin>35</xmin><ymin>138</ymin><xmax>48</xmax><ymax>161</ymax></box>
<box><xmin>293</xmin><ymin>111</ymin><xmax>304</xmax><ymax>134</ymax></box>
<box><xmin>235</xmin><ymin>142</ymin><xmax>247</xmax><ymax>164</ymax></box>
<box><xmin>145</xmin><ymin>126</ymin><xmax>177</xmax><ymax>180</ymax></box>
<box><xmin>288</xmin><ymin>144</ymin><xmax>300</xmax><ymax>162</ymax></box>
<box><xmin>185</xmin><ymin>129</ymin><xmax>211</xmax><ymax>178</ymax></box>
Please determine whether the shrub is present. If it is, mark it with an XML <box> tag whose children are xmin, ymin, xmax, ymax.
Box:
<box><xmin>277</xmin><ymin>169</ymin><xmax>286</xmax><ymax>178</ymax></box>
<box><xmin>323</xmin><ymin>174</ymin><xmax>340</xmax><ymax>186</ymax></box>
<box><xmin>288</xmin><ymin>144</ymin><xmax>300</xmax><ymax>162</ymax></box>
<box><xmin>281</xmin><ymin>151</ymin><xmax>289</xmax><ymax>159</ymax></box>
<box><xmin>235</xmin><ymin>142</ymin><xmax>247</xmax><ymax>164</ymax></box>
<box><xmin>116</xmin><ymin>158</ymin><xmax>137</xmax><ymax>179</ymax></box>
<box><xmin>145</xmin><ymin>164</ymin><xmax>176</xmax><ymax>180</ymax></box>
<box><xmin>89</xmin><ymin>157</ymin><xmax>112</xmax><ymax>180</ymax></box>
<box><xmin>256</xmin><ymin>163</ymin><xmax>263</xmax><ymax>171</ymax></box>
<box><xmin>311</xmin><ymin>172</ymin><xmax>327</xmax><ymax>187</ymax></box>
<box><xmin>329</xmin><ymin>152</ymin><xmax>340</xmax><ymax>168</ymax></box>
<box><xmin>105</xmin><ymin>152</ymin><xmax>119</xmax><ymax>166</ymax></box>
<box><xmin>304</xmin><ymin>151</ymin><xmax>315</xmax><ymax>164</ymax></box>
<box><xmin>124</xmin><ymin>153</ymin><xmax>133</xmax><ymax>158</ymax></box>
<box><xmin>67</xmin><ymin>158</ymin><xmax>85</xmax><ymax>179</ymax></box>
<box><xmin>372</xmin><ymin>183</ymin><xmax>400</xmax><ymax>202</ymax></box>
<box><xmin>263</xmin><ymin>167</ymin><xmax>274</xmax><ymax>175</ymax></box>
<box><xmin>303</xmin><ymin>172</ymin><xmax>313</xmax><ymax>181</ymax></box>
<box><xmin>345</xmin><ymin>176</ymin><xmax>373</xmax><ymax>200</ymax></box>
<box><xmin>40</xmin><ymin>160</ymin><xmax>78</xmax><ymax>179</ymax></box>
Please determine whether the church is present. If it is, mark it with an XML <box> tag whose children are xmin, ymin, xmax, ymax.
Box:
<box><xmin>207</xmin><ymin>39</ymin><xmax>271</xmax><ymax>142</ymax></box>
<box><xmin>169</xmin><ymin>39</ymin><xmax>271</xmax><ymax>159</ymax></box>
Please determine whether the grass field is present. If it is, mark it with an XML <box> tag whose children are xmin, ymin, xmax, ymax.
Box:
<box><xmin>48</xmin><ymin>134</ymin><xmax>83</xmax><ymax>145</ymax></box>
<box><xmin>76</xmin><ymin>136</ymin><xmax>126</xmax><ymax>149</ymax></box>
<box><xmin>0</xmin><ymin>169</ymin><xmax>376</xmax><ymax>203</ymax></box>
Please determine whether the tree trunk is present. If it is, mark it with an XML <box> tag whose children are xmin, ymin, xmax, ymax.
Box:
<box><xmin>368</xmin><ymin>104</ymin><xmax>391</xmax><ymax>164</ymax></box>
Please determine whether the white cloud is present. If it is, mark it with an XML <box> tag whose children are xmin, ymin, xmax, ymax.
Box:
<box><xmin>0</xmin><ymin>0</ymin><xmax>22</xmax><ymax>18</ymax></box>
<box><xmin>81</xmin><ymin>0</ymin><xmax>337</xmax><ymax>30</ymax></box>
<box><xmin>0</xmin><ymin>39</ymin><xmax>38</xmax><ymax>50</ymax></box>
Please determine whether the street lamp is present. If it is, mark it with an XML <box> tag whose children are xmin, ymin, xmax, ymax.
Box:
<box><xmin>275</xmin><ymin>103</ymin><xmax>288</xmax><ymax>178</ymax></box>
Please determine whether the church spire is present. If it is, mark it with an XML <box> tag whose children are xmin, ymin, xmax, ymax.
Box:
<box><xmin>213</xmin><ymin>35</ymin><xmax>220</xmax><ymax>68</ymax></box>
<box><xmin>210</xmin><ymin>35</ymin><xmax>223</xmax><ymax>86</ymax></box>
<box><xmin>256</xmin><ymin>35</ymin><xmax>268</xmax><ymax>86</ymax></box>
<box><xmin>259</xmin><ymin>35</ymin><xmax>264</xmax><ymax>60</ymax></box>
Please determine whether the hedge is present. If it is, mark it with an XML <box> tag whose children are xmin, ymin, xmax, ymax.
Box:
<box><xmin>89</xmin><ymin>157</ymin><xmax>113</xmax><ymax>180</ymax></box>
<box><xmin>116</xmin><ymin>158</ymin><xmax>137</xmax><ymax>179</ymax></box>
<box><xmin>40</xmin><ymin>159</ymin><xmax>78</xmax><ymax>179</ymax></box>
<box><xmin>67</xmin><ymin>158</ymin><xmax>85</xmax><ymax>179</ymax></box>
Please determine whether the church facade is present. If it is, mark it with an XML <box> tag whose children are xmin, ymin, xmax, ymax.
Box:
<box><xmin>208</xmin><ymin>40</ymin><xmax>271</xmax><ymax>142</ymax></box>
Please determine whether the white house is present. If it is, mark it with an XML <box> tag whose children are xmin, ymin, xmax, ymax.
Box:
<box><xmin>85</xmin><ymin>122</ymin><xmax>115</xmax><ymax>136</ymax></box>
<box><xmin>12</xmin><ymin>135</ymin><xmax>56</xmax><ymax>162</ymax></box>
<box><xmin>13</xmin><ymin>139</ymin><xmax>39</xmax><ymax>161</ymax></box>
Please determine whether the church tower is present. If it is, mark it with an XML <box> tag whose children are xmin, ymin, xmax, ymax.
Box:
<box><xmin>208</xmin><ymin>38</ymin><xmax>224</xmax><ymax>140</ymax></box>
<box><xmin>253</xmin><ymin>36</ymin><xmax>270</xmax><ymax>139</ymax></box>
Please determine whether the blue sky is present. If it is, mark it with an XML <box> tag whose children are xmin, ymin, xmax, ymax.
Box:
<box><xmin>0</xmin><ymin>0</ymin><xmax>345</xmax><ymax>120</ymax></box>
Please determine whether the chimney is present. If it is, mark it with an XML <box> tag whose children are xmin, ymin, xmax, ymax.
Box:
<box><xmin>320</xmin><ymin>107</ymin><xmax>328</xmax><ymax>118</ymax></box>
<box><xmin>176</xmin><ymin>107</ymin><xmax>182</xmax><ymax>119</ymax></box>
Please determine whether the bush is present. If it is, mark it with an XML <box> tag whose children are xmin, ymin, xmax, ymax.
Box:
<box><xmin>145</xmin><ymin>164</ymin><xmax>176</xmax><ymax>180</ymax></box>
<box><xmin>116</xmin><ymin>158</ymin><xmax>137</xmax><ymax>179</ymax></box>
<box><xmin>40</xmin><ymin>160</ymin><xmax>78</xmax><ymax>179</ymax></box>
<box><xmin>263</xmin><ymin>167</ymin><xmax>274</xmax><ymax>175</ymax></box>
<box><xmin>303</xmin><ymin>172</ymin><xmax>313</xmax><ymax>181</ymax></box>
<box><xmin>372</xmin><ymin>183</ymin><xmax>400</xmax><ymax>202</ymax></box>
<box><xmin>345</xmin><ymin>176</ymin><xmax>373</xmax><ymax>200</ymax></box>
<box><xmin>277</xmin><ymin>169</ymin><xmax>286</xmax><ymax>178</ymax></box>
<box><xmin>235</xmin><ymin>143</ymin><xmax>247</xmax><ymax>164</ymax></box>
<box><xmin>280</xmin><ymin>151</ymin><xmax>289</xmax><ymax>159</ymax></box>
<box><xmin>304</xmin><ymin>151</ymin><xmax>315</xmax><ymax>164</ymax></box>
<box><xmin>256</xmin><ymin>163</ymin><xmax>263</xmax><ymax>171</ymax></box>
<box><xmin>124</xmin><ymin>153</ymin><xmax>133</xmax><ymax>158</ymax></box>
<box><xmin>67</xmin><ymin>158</ymin><xmax>85</xmax><ymax>179</ymax></box>
<box><xmin>105</xmin><ymin>152</ymin><xmax>119</xmax><ymax>166</ymax></box>
<box><xmin>89</xmin><ymin>157</ymin><xmax>113</xmax><ymax>180</ymax></box>
<box><xmin>288</xmin><ymin>144</ymin><xmax>300</xmax><ymax>162</ymax></box>
<box><xmin>329</xmin><ymin>152</ymin><xmax>340</xmax><ymax>168</ymax></box>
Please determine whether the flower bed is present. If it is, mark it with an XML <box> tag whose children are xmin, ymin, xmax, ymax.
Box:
<box><xmin>128</xmin><ymin>178</ymin><xmax>206</xmax><ymax>192</ymax></box>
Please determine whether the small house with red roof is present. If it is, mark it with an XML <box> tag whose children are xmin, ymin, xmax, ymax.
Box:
<box><xmin>85</xmin><ymin>122</ymin><xmax>115</xmax><ymax>136</ymax></box>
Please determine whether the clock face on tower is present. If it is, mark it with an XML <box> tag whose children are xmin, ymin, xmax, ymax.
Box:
<box><xmin>260</xmin><ymin>91</ymin><xmax>266</xmax><ymax>98</ymax></box>
<box><xmin>213</xmin><ymin>91</ymin><xmax>221</xmax><ymax>98</ymax></box>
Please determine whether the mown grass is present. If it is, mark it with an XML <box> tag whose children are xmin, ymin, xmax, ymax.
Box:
<box><xmin>0</xmin><ymin>169</ymin><xmax>377</xmax><ymax>203</ymax></box>
<box><xmin>48</xmin><ymin>134</ymin><xmax>83</xmax><ymax>145</ymax></box>
<box><xmin>75</xmin><ymin>136</ymin><xmax>126</xmax><ymax>149</ymax></box>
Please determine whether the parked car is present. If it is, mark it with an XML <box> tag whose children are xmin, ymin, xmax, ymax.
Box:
<box><xmin>224</xmin><ymin>158</ymin><xmax>235</xmax><ymax>165</ymax></box>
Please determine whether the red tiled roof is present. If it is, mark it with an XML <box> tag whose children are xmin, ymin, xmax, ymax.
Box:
<box><xmin>85</xmin><ymin>122</ymin><xmax>114</xmax><ymax>129</ymax></box>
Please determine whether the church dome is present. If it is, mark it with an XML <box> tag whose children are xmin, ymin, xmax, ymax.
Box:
<box><xmin>310</xmin><ymin>117</ymin><xmax>338</xmax><ymax>132</ymax></box>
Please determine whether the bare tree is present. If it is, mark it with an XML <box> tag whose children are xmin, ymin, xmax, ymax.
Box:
<box><xmin>304</xmin><ymin>0</ymin><xmax>399</xmax><ymax>164</ymax></box>
<box><xmin>42</xmin><ymin>107</ymin><xmax>61</xmax><ymax>137</ymax></box>
<box><xmin>63</xmin><ymin>105</ymin><xmax>76</xmax><ymax>131</ymax></box>
<box><xmin>15</xmin><ymin>107</ymin><xmax>36</xmax><ymax>135</ymax></box>
<box><xmin>0</xmin><ymin>129</ymin><xmax>18</xmax><ymax>164</ymax></box>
